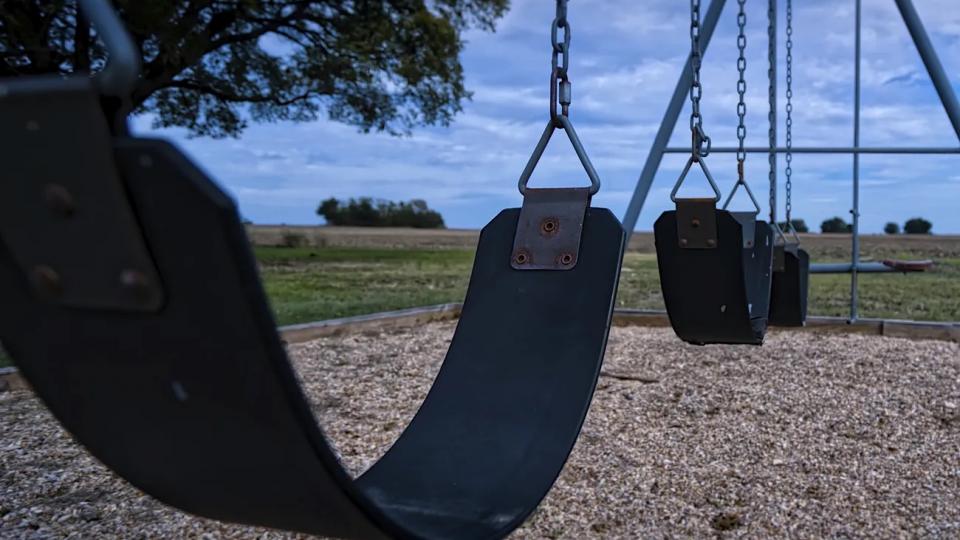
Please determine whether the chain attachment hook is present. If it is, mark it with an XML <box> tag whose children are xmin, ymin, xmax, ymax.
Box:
<box><xmin>518</xmin><ymin>0</ymin><xmax>600</xmax><ymax>195</ymax></box>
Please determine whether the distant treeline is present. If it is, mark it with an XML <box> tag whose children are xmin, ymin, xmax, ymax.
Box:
<box><xmin>821</xmin><ymin>216</ymin><xmax>933</xmax><ymax>234</ymax></box>
<box><xmin>317</xmin><ymin>197</ymin><xmax>445</xmax><ymax>228</ymax></box>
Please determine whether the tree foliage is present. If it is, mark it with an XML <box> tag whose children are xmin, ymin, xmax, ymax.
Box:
<box><xmin>884</xmin><ymin>222</ymin><xmax>900</xmax><ymax>235</ymax></box>
<box><xmin>820</xmin><ymin>216</ymin><xmax>852</xmax><ymax>234</ymax></box>
<box><xmin>776</xmin><ymin>219</ymin><xmax>809</xmax><ymax>233</ymax></box>
<box><xmin>903</xmin><ymin>217</ymin><xmax>932</xmax><ymax>235</ymax></box>
<box><xmin>0</xmin><ymin>0</ymin><xmax>509</xmax><ymax>137</ymax></box>
<box><xmin>317</xmin><ymin>197</ymin><xmax>445</xmax><ymax>228</ymax></box>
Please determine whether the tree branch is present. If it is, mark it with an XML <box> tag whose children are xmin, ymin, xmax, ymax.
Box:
<box><xmin>165</xmin><ymin>79</ymin><xmax>314</xmax><ymax>106</ymax></box>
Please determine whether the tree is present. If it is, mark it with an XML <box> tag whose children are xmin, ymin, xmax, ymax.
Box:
<box><xmin>820</xmin><ymin>216</ymin><xmax>852</xmax><ymax>234</ymax></box>
<box><xmin>317</xmin><ymin>197</ymin><xmax>445</xmax><ymax>228</ymax></box>
<box><xmin>777</xmin><ymin>219</ymin><xmax>809</xmax><ymax>233</ymax></box>
<box><xmin>884</xmin><ymin>222</ymin><xmax>900</xmax><ymax>235</ymax></box>
<box><xmin>903</xmin><ymin>217</ymin><xmax>932</xmax><ymax>235</ymax></box>
<box><xmin>0</xmin><ymin>1</ymin><xmax>508</xmax><ymax>138</ymax></box>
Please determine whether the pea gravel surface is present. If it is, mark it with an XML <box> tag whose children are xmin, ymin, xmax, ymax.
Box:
<box><xmin>2</xmin><ymin>324</ymin><xmax>959</xmax><ymax>539</ymax></box>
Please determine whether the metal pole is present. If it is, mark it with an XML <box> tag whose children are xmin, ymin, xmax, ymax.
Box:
<box><xmin>812</xmin><ymin>262</ymin><xmax>932</xmax><ymax>274</ymax></box>
<box><xmin>621</xmin><ymin>0</ymin><xmax>728</xmax><ymax>238</ymax></box>
<box><xmin>662</xmin><ymin>145</ymin><xmax>960</xmax><ymax>154</ymax></box>
<box><xmin>768</xmin><ymin>0</ymin><xmax>777</xmax><ymax>224</ymax></box>
<box><xmin>893</xmin><ymin>0</ymin><xmax>960</xmax><ymax>141</ymax></box>
<box><xmin>850</xmin><ymin>0</ymin><xmax>862</xmax><ymax>322</ymax></box>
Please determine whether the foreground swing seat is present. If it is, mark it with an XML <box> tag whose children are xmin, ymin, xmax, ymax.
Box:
<box><xmin>0</xmin><ymin>47</ymin><xmax>625</xmax><ymax>540</ymax></box>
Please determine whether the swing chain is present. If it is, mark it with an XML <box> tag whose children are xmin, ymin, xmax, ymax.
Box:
<box><xmin>518</xmin><ymin>0</ymin><xmax>599</xmax><ymax>196</ymax></box>
<box><xmin>689</xmin><ymin>0</ymin><xmax>710</xmax><ymax>159</ymax></box>
<box><xmin>550</xmin><ymin>0</ymin><xmax>572</xmax><ymax>120</ymax></box>
<box><xmin>784</xmin><ymin>0</ymin><xmax>794</xmax><ymax>226</ymax></box>
<box><xmin>721</xmin><ymin>0</ymin><xmax>760</xmax><ymax>214</ymax></box>
<box><xmin>736</xmin><ymin>0</ymin><xmax>747</xmax><ymax>180</ymax></box>
<box><xmin>767</xmin><ymin>0</ymin><xmax>777</xmax><ymax>224</ymax></box>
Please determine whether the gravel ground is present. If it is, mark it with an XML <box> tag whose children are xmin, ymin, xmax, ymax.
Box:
<box><xmin>2</xmin><ymin>324</ymin><xmax>959</xmax><ymax>539</ymax></box>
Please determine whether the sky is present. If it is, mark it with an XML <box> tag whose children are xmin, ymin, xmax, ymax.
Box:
<box><xmin>131</xmin><ymin>0</ymin><xmax>960</xmax><ymax>233</ymax></box>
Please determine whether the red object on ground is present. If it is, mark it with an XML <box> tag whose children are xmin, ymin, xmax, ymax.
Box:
<box><xmin>881</xmin><ymin>259</ymin><xmax>935</xmax><ymax>272</ymax></box>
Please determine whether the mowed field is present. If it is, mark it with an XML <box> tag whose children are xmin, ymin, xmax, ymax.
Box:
<box><xmin>0</xmin><ymin>225</ymin><xmax>955</xmax><ymax>369</ymax></box>
<box><xmin>252</xmin><ymin>225</ymin><xmax>960</xmax><ymax>326</ymax></box>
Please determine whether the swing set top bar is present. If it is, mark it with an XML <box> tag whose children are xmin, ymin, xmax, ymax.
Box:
<box><xmin>662</xmin><ymin>146</ymin><xmax>960</xmax><ymax>154</ymax></box>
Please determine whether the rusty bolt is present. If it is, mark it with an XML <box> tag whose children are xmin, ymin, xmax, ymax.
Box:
<box><xmin>119</xmin><ymin>269</ymin><xmax>151</xmax><ymax>299</ymax></box>
<box><xmin>691</xmin><ymin>218</ymin><xmax>701</xmax><ymax>229</ymax></box>
<box><xmin>120</xmin><ymin>269</ymin><xmax>156</xmax><ymax>305</ymax></box>
<box><xmin>32</xmin><ymin>265</ymin><xmax>62</xmax><ymax>298</ymax></box>
<box><xmin>43</xmin><ymin>184</ymin><xmax>75</xmax><ymax>217</ymax></box>
<box><xmin>513</xmin><ymin>251</ymin><xmax>529</xmax><ymax>265</ymax></box>
<box><xmin>558</xmin><ymin>253</ymin><xmax>574</xmax><ymax>266</ymax></box>
<box><xmin>540</xmin><ymin>217</ymin><xmax>559</xmax><ymax>236</ymax></box>
<box><xmin>706</xmin><ymin>239</ymin><xmax>716</xmax><ymax>247</ymax></box>
<box><xmin>679</xmin><ymin>238</ymin><xmax>689</xmax><ymax>246</ymax></box>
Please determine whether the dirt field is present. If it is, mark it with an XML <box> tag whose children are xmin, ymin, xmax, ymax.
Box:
<box><xmin>2</xmin><ymin>323</ymin><xmax>958</xmax><ymax>538</ymax></box>
<box><xmin>248</xmin><ymin>224</ymin><xmax>960</xmax><ymax>259</ymax></box>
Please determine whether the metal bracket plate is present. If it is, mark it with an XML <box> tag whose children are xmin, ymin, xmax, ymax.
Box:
<box><xmin>511</xmin><ymin>188</ymin><xmax>590</xmax><ymax>270</ymax></box>
<box><xmin>773</xmin><ymin>241</ymin><xmax>799</xmax><ymax>273</ymax></box>
<box><xmin>675</xmin><ymin>198</ymin><xmax>718</xmax><ymax>249</ymax></box>
<box><xmin>729</xmin><ymin>211</ymin><xmax>757</xmax><ymax>249</ymax></box>
<box><xmin>0</xmin><ymin>77</ymin><xmax>163</xmax><ymax>311</ymax></box>
<box><xmin>773</xmin><ymin>244</ymin><xmax>786</xmax><ymax>272</ymax></box>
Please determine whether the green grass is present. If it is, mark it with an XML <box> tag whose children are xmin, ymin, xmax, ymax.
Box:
<box><xmin>257</xmin><ymin>247</ymin><xmax>475</xmax><ymax>326</ymax></box>
<box><xmin>807</xmin><ymin>260</ymin><xmax>960</xmax><ymax>320</ymax></box>
<box><xmin>0</xmin><ymin>246</ymin><xmax>953</xmax><ymax>369</ymax></box>
<box><xmin>256</xmin><ymin>247</ymin><xmax>960</xmax><ymax>326</ymax></box>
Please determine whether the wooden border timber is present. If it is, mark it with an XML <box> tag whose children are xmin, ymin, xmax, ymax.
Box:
<box><xmin>280</xmin><ymin>303</ymin><xmax>462</xmax><ymax>343</ymax></box>
<box><xmin>277</xmin><ymin>306</ymin><xmax>960</xmax><ymax>345</ymax></box>
<box><xmin>2</xmin><ymin>305</ymin><xmax>957</xmax><ymax>391</ymax></box>
<box><xmin>613</xmin><ymin>309</ymin><xmax>960</xmax><ymax>342</ymax></box>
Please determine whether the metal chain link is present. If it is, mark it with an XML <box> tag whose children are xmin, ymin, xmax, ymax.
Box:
<box><xmin>722</xmin><ymin>0</ymin><xmax>760</xmax><ymax>214</ymax></box>
<box><xmin>518</xmin><ymin>0</ymin><xmax>600</xmax><ymax>195</ymax></box>
<box><xmin>784</xmin><ymin>0</ymin><xmax>794</xmax><ymax>224</ymax></box>
<box><xmin>768</xmin><ymin>0</ymin><xmax>777</xmax><ymax>223</ymax></box>
<box><xmin>550</xmin><ymin>0</ymin><xmax>572</xmax><ymax>120</ymax></box>
<box><xmin>689</xmin><ymin>0</ymin><xmax>710</xmax><ymax>159</ymax></box>
<box><xmin>736</xmin><ymin>0</ymin><xmax>747</xmax><ymax>180</ymax></box>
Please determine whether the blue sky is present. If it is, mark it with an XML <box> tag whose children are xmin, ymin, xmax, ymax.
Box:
<box><xmin>131</xmin><ymin>0</ymin><xmax>960</xmax><ymax>233</ymax></box>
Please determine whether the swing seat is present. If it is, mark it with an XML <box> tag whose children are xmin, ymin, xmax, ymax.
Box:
<box><xmin>654</xmin><ymin>207</ymin><xmax>774</xmax><ymax>345</ymax></box>
<box><xmin>769</xmin><ymin>246</ymin><xmax>810</xmax><ymax>327</ymax></box>
<box><xmin>0</xmin><ymin>76</ymin><xmax>626</xmax><ymax>539</ymax></box>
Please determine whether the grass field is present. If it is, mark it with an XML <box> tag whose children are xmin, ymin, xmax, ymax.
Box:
<box><xmin>258</xmin><ymin>244</ymin><xmax>960</xmax><ymax>326</ymax></box>
<box><xmin>1</xmin><ymin>232</ymin><xmax>956</xmax><ymax>370</ymax></box>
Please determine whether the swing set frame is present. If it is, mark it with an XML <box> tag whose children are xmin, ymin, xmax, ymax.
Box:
<box><xmin>621</xmin><ymin>0</ymin><xmax>960</xmax><ymax>322</ymax></box>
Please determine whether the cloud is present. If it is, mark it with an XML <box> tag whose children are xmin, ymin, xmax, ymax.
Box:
<box><xmin>137</xmin><ymin>0</ymin><xmax>960</xmax><ymax>233</ymax></box>
<box><xmin>883</xmin><ymin>70</ymin><xmax>923</xmax><ymax>86</ymax></box>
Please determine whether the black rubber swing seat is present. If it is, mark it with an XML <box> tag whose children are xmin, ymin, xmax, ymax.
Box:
<box><xmin>0</xmin><ymin>77</ymin><xmax>625</xmax><ymax>539</ymax></box>
<box><xmin>769</xmin><ymin>247</ymin><xmax>810</xmax><ymax>327</ymax></box>
<box><xmin>654</xmin><ymin>209</ymin><xmax>774</xmax><ymax>345</ymax></box>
